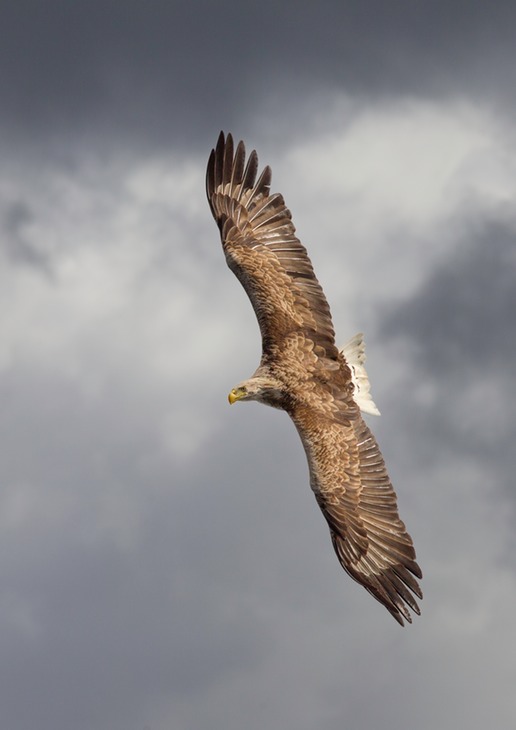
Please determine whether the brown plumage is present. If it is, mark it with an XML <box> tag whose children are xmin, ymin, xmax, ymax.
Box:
<box><xmin>206</xmin><ymin>132</ymin><xmax>422</xmax><ymax>626</ymax></box>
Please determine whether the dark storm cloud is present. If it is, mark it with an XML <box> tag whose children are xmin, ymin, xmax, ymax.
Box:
<box><xmin>382</xmin><ymin>217</ymin><xmax>516</xmax><ymax>375</ymax></box>
<box><xmin>379</xmin><ymin>215</ymin><xmax>516</xmax><ymax>488</ymax></box>
<box><xmin>2</xmin><ymin>0</ymin><xmax>516</xmax><ymax>152</ymax></box>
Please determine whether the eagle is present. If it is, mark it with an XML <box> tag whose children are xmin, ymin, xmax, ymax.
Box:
<box><xmin>206</xmin><ymin>132</ymin><xmax>422</xmax><ymax>626</ymax></box>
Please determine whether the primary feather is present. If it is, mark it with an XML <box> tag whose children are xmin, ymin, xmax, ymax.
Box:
<box><xmin>206</xmin><ymin>132</ymin><xmax>422</xmax><ymax>626</ymax></box>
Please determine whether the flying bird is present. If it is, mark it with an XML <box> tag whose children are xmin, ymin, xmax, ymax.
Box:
<box><xmin>206</xmin><ymin>132</ymin><xmax>422</xmax><ymax>626</ymax></box>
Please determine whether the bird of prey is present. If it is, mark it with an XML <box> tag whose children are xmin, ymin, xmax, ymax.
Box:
<box><xmin>206</xmin><ymin>132</ymin><xmax>422</xmax><ymax>626</ymax></box>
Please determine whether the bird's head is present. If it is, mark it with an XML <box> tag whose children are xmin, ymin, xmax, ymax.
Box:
<box><xmin>228</xmin><ymin>374</ymin><xmax>286</xmax><ymax>408</ymax></box>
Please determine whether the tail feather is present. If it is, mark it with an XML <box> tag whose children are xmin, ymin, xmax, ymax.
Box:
<box><xmin>340</xmin><ymin>333</ymin><xmax>381</xmax><ymax>417</ymax></box>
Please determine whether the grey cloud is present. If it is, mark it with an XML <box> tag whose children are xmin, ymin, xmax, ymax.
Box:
<box><xmin>1</xmin><ymin>200</ymin><xmax>52</xmax><ymax>271</ymax></box>
<box><xmin>1</xmin><ymin>4</ymin><xmax>516</xmax><ymax>727</ymax></box>
<box><xmin>0</xmin><ymin>363</ymin><xmax>274</xmax><ymax>730</ymax></box>
<box><xmin>2</xmin><ymin>1</ymin><xmax>516</xmax><ymax>154</ymax></box>
<box><xmin>382</xmin><ymin>218</ymin><xmax>516</xmax><ymax>376</ymax></box>
<box><xmin>377</xmin><ymin>215</ymin><xmax>516</xmax><ymax>496</ymax></box>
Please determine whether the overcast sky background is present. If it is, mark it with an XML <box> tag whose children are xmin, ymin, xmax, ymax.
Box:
<box><xmin>1</xmin><ymin>2</ymin><xmax>516</xmax><ymax>729</ymax></box>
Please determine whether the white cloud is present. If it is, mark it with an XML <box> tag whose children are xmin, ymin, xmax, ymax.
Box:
<box><xmin>266</xmin><ymin>96</ymin><xmax>516</xmax><ymax>314</ymax></box>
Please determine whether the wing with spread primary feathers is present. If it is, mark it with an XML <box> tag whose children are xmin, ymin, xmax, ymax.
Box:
<box><xmin>206</xmin><ymin>132</ymin><xmax>338</xmax><ymax>360</ymax></box>
<box><xmin>293</xmin><ymin>403</ymin><xmax>422</xmax><ymax>626</ymax></box>
<box><xmin>206</xmin><ymin>132</ymin><xmax>422</xmax><ymax>625</ymax></box>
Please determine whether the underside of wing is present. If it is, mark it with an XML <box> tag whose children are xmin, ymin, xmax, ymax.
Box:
<box><xmin>206</xmin><ymin>132</ymin><xmax>338</xmax><ymax>359</ymax></box>
<box><xmin>297</xmin><ymin>411</ymin><xmax>422</xmax><ymax>626</ymax></box>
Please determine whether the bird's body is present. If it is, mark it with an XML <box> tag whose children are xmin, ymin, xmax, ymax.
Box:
<box><xmin>206</xmin><ymin>132</ymin><xmax>422</xmax><ymax>625</ymax></box>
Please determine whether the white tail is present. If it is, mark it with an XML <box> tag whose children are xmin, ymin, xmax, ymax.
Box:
<box><xmin>340</xmin><ymin>333</ymin><xmax>381</xmax><ymax>416</ymax></box>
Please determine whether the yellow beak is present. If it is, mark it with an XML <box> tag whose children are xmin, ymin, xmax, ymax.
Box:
<box><xmin>228</xmin><ymin>388</ymin><xmax>245</xmax><ymax>405</ymax></box>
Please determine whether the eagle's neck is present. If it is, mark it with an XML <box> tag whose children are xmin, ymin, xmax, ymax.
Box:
<box><xmin>249</xmin><ymin>369</ymin><xmax>289</xmax><ymax>410</ymax></box>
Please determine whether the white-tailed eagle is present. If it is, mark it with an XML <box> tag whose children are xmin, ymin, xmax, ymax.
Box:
<box><xmin>206</xmin><ymin>133</ymin><xmax>422</xmax><ymax>626</ymax></box>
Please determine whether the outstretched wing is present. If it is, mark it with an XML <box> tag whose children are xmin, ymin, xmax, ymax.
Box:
<box><xmin>207</xmin><ymin>132</ymin><xmax>422</xmax><ymax>625</ymax></box>
<box><xmin>294</xmin><ymin>405</ymin><xmax>422</xmax><ymax>626</ymax></box>
<box><xmin>206</xmin><ymin>132</ymin><xmax>338</xmax><ymax>360</ymax></box>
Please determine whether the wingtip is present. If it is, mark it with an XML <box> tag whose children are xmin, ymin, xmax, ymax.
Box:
<box><xmin>207</xmin><ymin>132</ymin><xmax>268</xmax><ymax>211</ymax></box>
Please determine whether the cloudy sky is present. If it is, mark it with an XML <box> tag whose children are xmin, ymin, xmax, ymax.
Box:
<box><xmin>1</xmin><ymin>2</ymin><xmax>516</xmax><ymax>729</ymax></box>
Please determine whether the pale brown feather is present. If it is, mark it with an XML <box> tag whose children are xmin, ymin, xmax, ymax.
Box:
<box><xmin>206</xmin><ymin>132</ymin><xmax>422</xmax><ymax>625</ymax></box>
